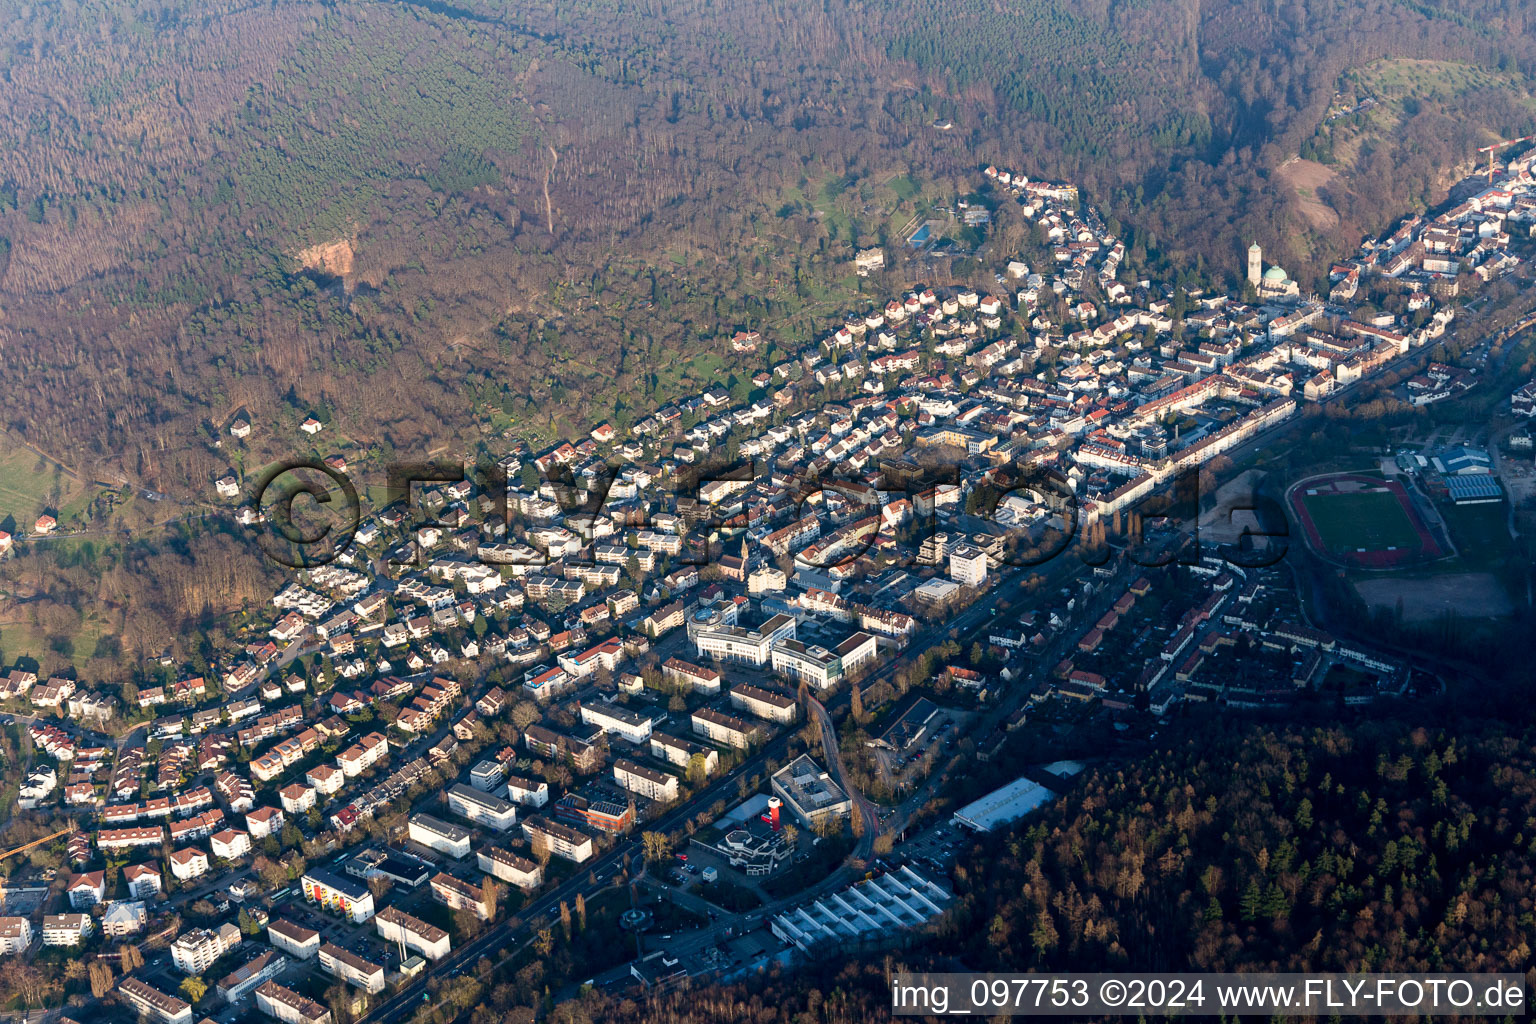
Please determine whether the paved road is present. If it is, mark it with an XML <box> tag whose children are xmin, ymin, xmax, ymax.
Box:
<box><xmin>804</xmin><ymin>694</ymin><xmax>878</xmax><ymax>859</ymax></box>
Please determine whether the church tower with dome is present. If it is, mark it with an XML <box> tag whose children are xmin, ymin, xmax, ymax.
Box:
<box><xmin>1246</xmin><ymin>241</ymin><xmax>1300</xmax><ymax>299</ymax></box>
<box><xmin>1259</xmin><ymin>263</ymin><xmax>1300</xmax><ymax>299</ymax></box>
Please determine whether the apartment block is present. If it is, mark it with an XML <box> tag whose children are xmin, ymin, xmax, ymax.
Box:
<box><xmin>729</xmin><ymin>683</ymin><xmax>799</xmax><ymax>724</ymax></box>
<box><xmin>300</xmin><ymin>868</ymin><xmax>375</xmax><ymax>923</ymax></box>
<box><xmin>521</xmin><ymin>816</ymin><xmax>595</xmax><ymax>863</ymax></box>
<box><xmin>217</xmin><ymin>948</ymin><xmax>287</xmax><ymax>1003</ymax></box>
<box><xmin>119</xmin><ymin>978</ymin><xmax>193</xmax><ymax>1024</ymax></box>
<box><xmin>255</xmin><ymin>980</ymin><xmax>332</xmax><ymax>1024</ymax></box>
<box><xmin>266</xmin><ymin>918</ymin><xmax>320</xmax><ymax>960</ymax></box>
<box><xmin>476</xmin><ymin>846</ymin><xmax>544</xmax><ymax>890</ymax></box>
<box><xmin>319</xmin><ymin>942</ymin><xmax>385</xmax><ymax>994</ymax></box>
<box><xmin>171</xmin><ymin>922</ymin><xmax>241</xmax><ymax>974</ymax></box>
<box><xmin>375</xmin><ymin>906</ymin><xmax>450</xmax><ymax>961</ymax></box>
<box><xmin>430</xmin><ymin>872</ymin><xmax>492</xmax><ymax>920</ymax></box>
<box><xmin>407</xmin><ymin>813</ymin><xmax>473</xmax><ymax>858</ymax></box>
<box><xmin>612</xmin><ymin>758</ymin><xmax>679</xmax><ymax>802</ymax></box>
<box><xmin>0</xmin><ymin>917</ymin><xmax>32</xmax><ymax>954</ymax></box>
<box><xmin>445</xmin><ymin>784</ymin><xmax>518</xmax><ymax>832</ymax></box>
<box><xmin>692</xmin><ymin>708</ymin><xmax>762</xmax><ymax>749</ymax></box>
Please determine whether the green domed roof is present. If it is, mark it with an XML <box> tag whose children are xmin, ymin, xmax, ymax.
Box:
<box><xmin>1263</xmin><ymin>266</ymin><xmax>1288</xmax><ymax>283</ymax></box>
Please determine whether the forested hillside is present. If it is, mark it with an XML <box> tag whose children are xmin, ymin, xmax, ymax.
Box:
<box><xmin>945</xmin><ymin>714</ymin><xmax>1534</xmax><ymax>975</ymax></box>
<box><xmin>2</xmin><ymin>0</ymin><xmax>1536</xmax><ymax>487</ymax></box>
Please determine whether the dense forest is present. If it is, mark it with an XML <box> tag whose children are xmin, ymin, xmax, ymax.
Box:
<box><xmin>470</xmin><ymin>699</ymin><xmax>1535</xmax><ymax>1024</ymax></box>
<box><xmin>2</xmin><ymin>0</ymin><xmax>1536</xmax><ymax>488</ymax></box>
<box><xmin>946</xmin><ymin>715</ymin><xmax>1533</xmax><ymax>975</ymax></box>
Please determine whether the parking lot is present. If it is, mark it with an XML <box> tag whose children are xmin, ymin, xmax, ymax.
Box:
<box><xmin>886</xmin><ymin>820</ymin><xmax>972</xmax><ymax>877</ymax></box>
<box><xmin>272</xmin><ymin>889</ymin><xmax>405</xmax><ymax>970</ymax></box>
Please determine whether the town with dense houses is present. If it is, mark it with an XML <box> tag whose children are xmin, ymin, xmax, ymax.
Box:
<box><xmin>0</xmin><ymin>151</ymin><xmax>1531</xmax><ymax>1024</ymax></box>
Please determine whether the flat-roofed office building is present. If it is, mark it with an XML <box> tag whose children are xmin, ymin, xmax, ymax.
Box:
<box><xmin>770</xmin><ymin>639</ymin><xmax>842</xmax><ymax>689</ymax></box>
<box><xmin>770</xmin><ymin>754</ymin><xmax>852</xmax><ymax>829</ymax></box>
<box><xmin>694</xmin><ymin>613</ymin><xmax>796</xmax><ymax>666</ymax></box>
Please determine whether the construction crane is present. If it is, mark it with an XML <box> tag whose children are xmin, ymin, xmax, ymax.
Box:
<box><xmin>1476</xmin><ymin>135</ymin><xmax>1536</xmax><ymax>182</ymax></box>
<box><xmin>0</xmin><ymin>827</ymin><xmax>73</xmax><ymax>862</ymax></box>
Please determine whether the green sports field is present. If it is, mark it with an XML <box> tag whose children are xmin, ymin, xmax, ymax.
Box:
<box><xmin>1301</xmin><ymin>489</ymin><xmax>1422</xmax><ymax>552</ymax></box>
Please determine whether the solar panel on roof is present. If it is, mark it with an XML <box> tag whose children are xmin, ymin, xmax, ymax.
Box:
<box><xmin>1445</xmin><ymin>475</ymin><xmax>1502</xmax><ymax>500</ymax></box>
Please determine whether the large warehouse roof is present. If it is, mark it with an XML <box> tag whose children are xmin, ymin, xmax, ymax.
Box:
<box><xmin>951</xmin><ymin>776</ymin><xmax>1057</xmax><ymax>832</ymax></box>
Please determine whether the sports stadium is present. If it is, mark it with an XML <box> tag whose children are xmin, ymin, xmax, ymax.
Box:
<box><xmin>1289</xmin><ymin>473</ymin><xmax>1443</xmax><ymax>569</ymax></box>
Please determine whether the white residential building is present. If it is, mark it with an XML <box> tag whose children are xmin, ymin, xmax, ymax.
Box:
<box><xmin>649</xmin><ymin>731</ymin><xmax>720</xmax><ymax>775</ymax></box>
<box><xmin>612</xmin><ymin>759</ymin><xmax>680</xmax><ymax>802</ymax></box>
<box><xmin>445</xmin><ymin>784</ymin><xmax>518</xmax><ymax>832</ymax></box>
<box><xmin>255</xmin><ymin>980</ymin><xmax>332</xmax><ymax>1024</ymax></box>
<box><xmin>730</xmin><ymin>683</ymin><xmax>799</xmax><ymax>724</ymax></box>
<box><xmin>171</xmin><ymin>923</ymin><xmax>241</xmax><ymax>974</ymax></box>
<box><xmin>319</xmin><ymin>942</ymin><xmax>385</xmax><ymax>994</ymax></box>
<box><xmin>119</xmin><ymin>977</ymin><xmax>194</xmax><ymax>1024</ymax></box>
<box><xmin>246</xmin><ymin>806</ymin><xmax>284</xmax><ymax>839</ymax></box>
<box><xmin>504</xmin><ymin>774</ymin><xmax>550</xmax><ymax>808</ymax></box>
<box><xmin>691</xmin><ymin>707</ymin><xmax>761</xmax><ymax>749</ymax></box>
<box><xmin>521</xmin><ymin>816</ymin><xmax>595</xmax><ymax>863</ymax></box>
<box><xmin>477</xmin><ymin>846</ymin><xmax>544</xmax><ymax>890</ymax></box>
<box><xmin>169</xmin><ymin>848</ymin><xmax>210</xmax><ymax>881</ymax></box>
<box><xmin>65</xmin><ymin>871</ymin><xmax>106</xmax><ymax>908</ymax></box>
<box><xmin>124</xmin><ymin>862</ymin><xmax>163</xmax><ymax>899</ymax></box>
<box><xmin>41</xmin><ymin>913</ymin><xmax>91</xmax><ymax>947</ymax></box>
<box><xmin>577</xmin><ymin>701</ymin><xmax>654</xmax><ymax>744</ymax></box>
<box><xmin>267</xmin><ymin>918</ymin><xmax>321</xmax><ymax>960</ymax></box>
<box><xmin>408</xmin><ymin>813</ymin><xmax>473</xmax><ymax>858</ymax></box>
<box><xmin>307</xmin><ymin>764</ymin><xmax>344</xmax><ymax>794</ymax></box>
<box><xmin>375</xmin><ymin>905</ymin><xmax>450</xmax><ymax>960</ymax></box>
<box><xmin>211</xmin><ymin>828</ymin><xmax>253</xmax><ymax>860</ymax></box>
<box><xmin>0</xmin><ymin>917</ymin><xmax>32</xmax><ymax>954</ymax></box>
<box><xmin>279</xmin><ymin>783</ymin><xmax>317</xmax><ymax>814</ymax></box>
<box><xmin>102</xmin><ymin>900</ymin><xmax>148</xmax><ymax>937</ymax></box>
